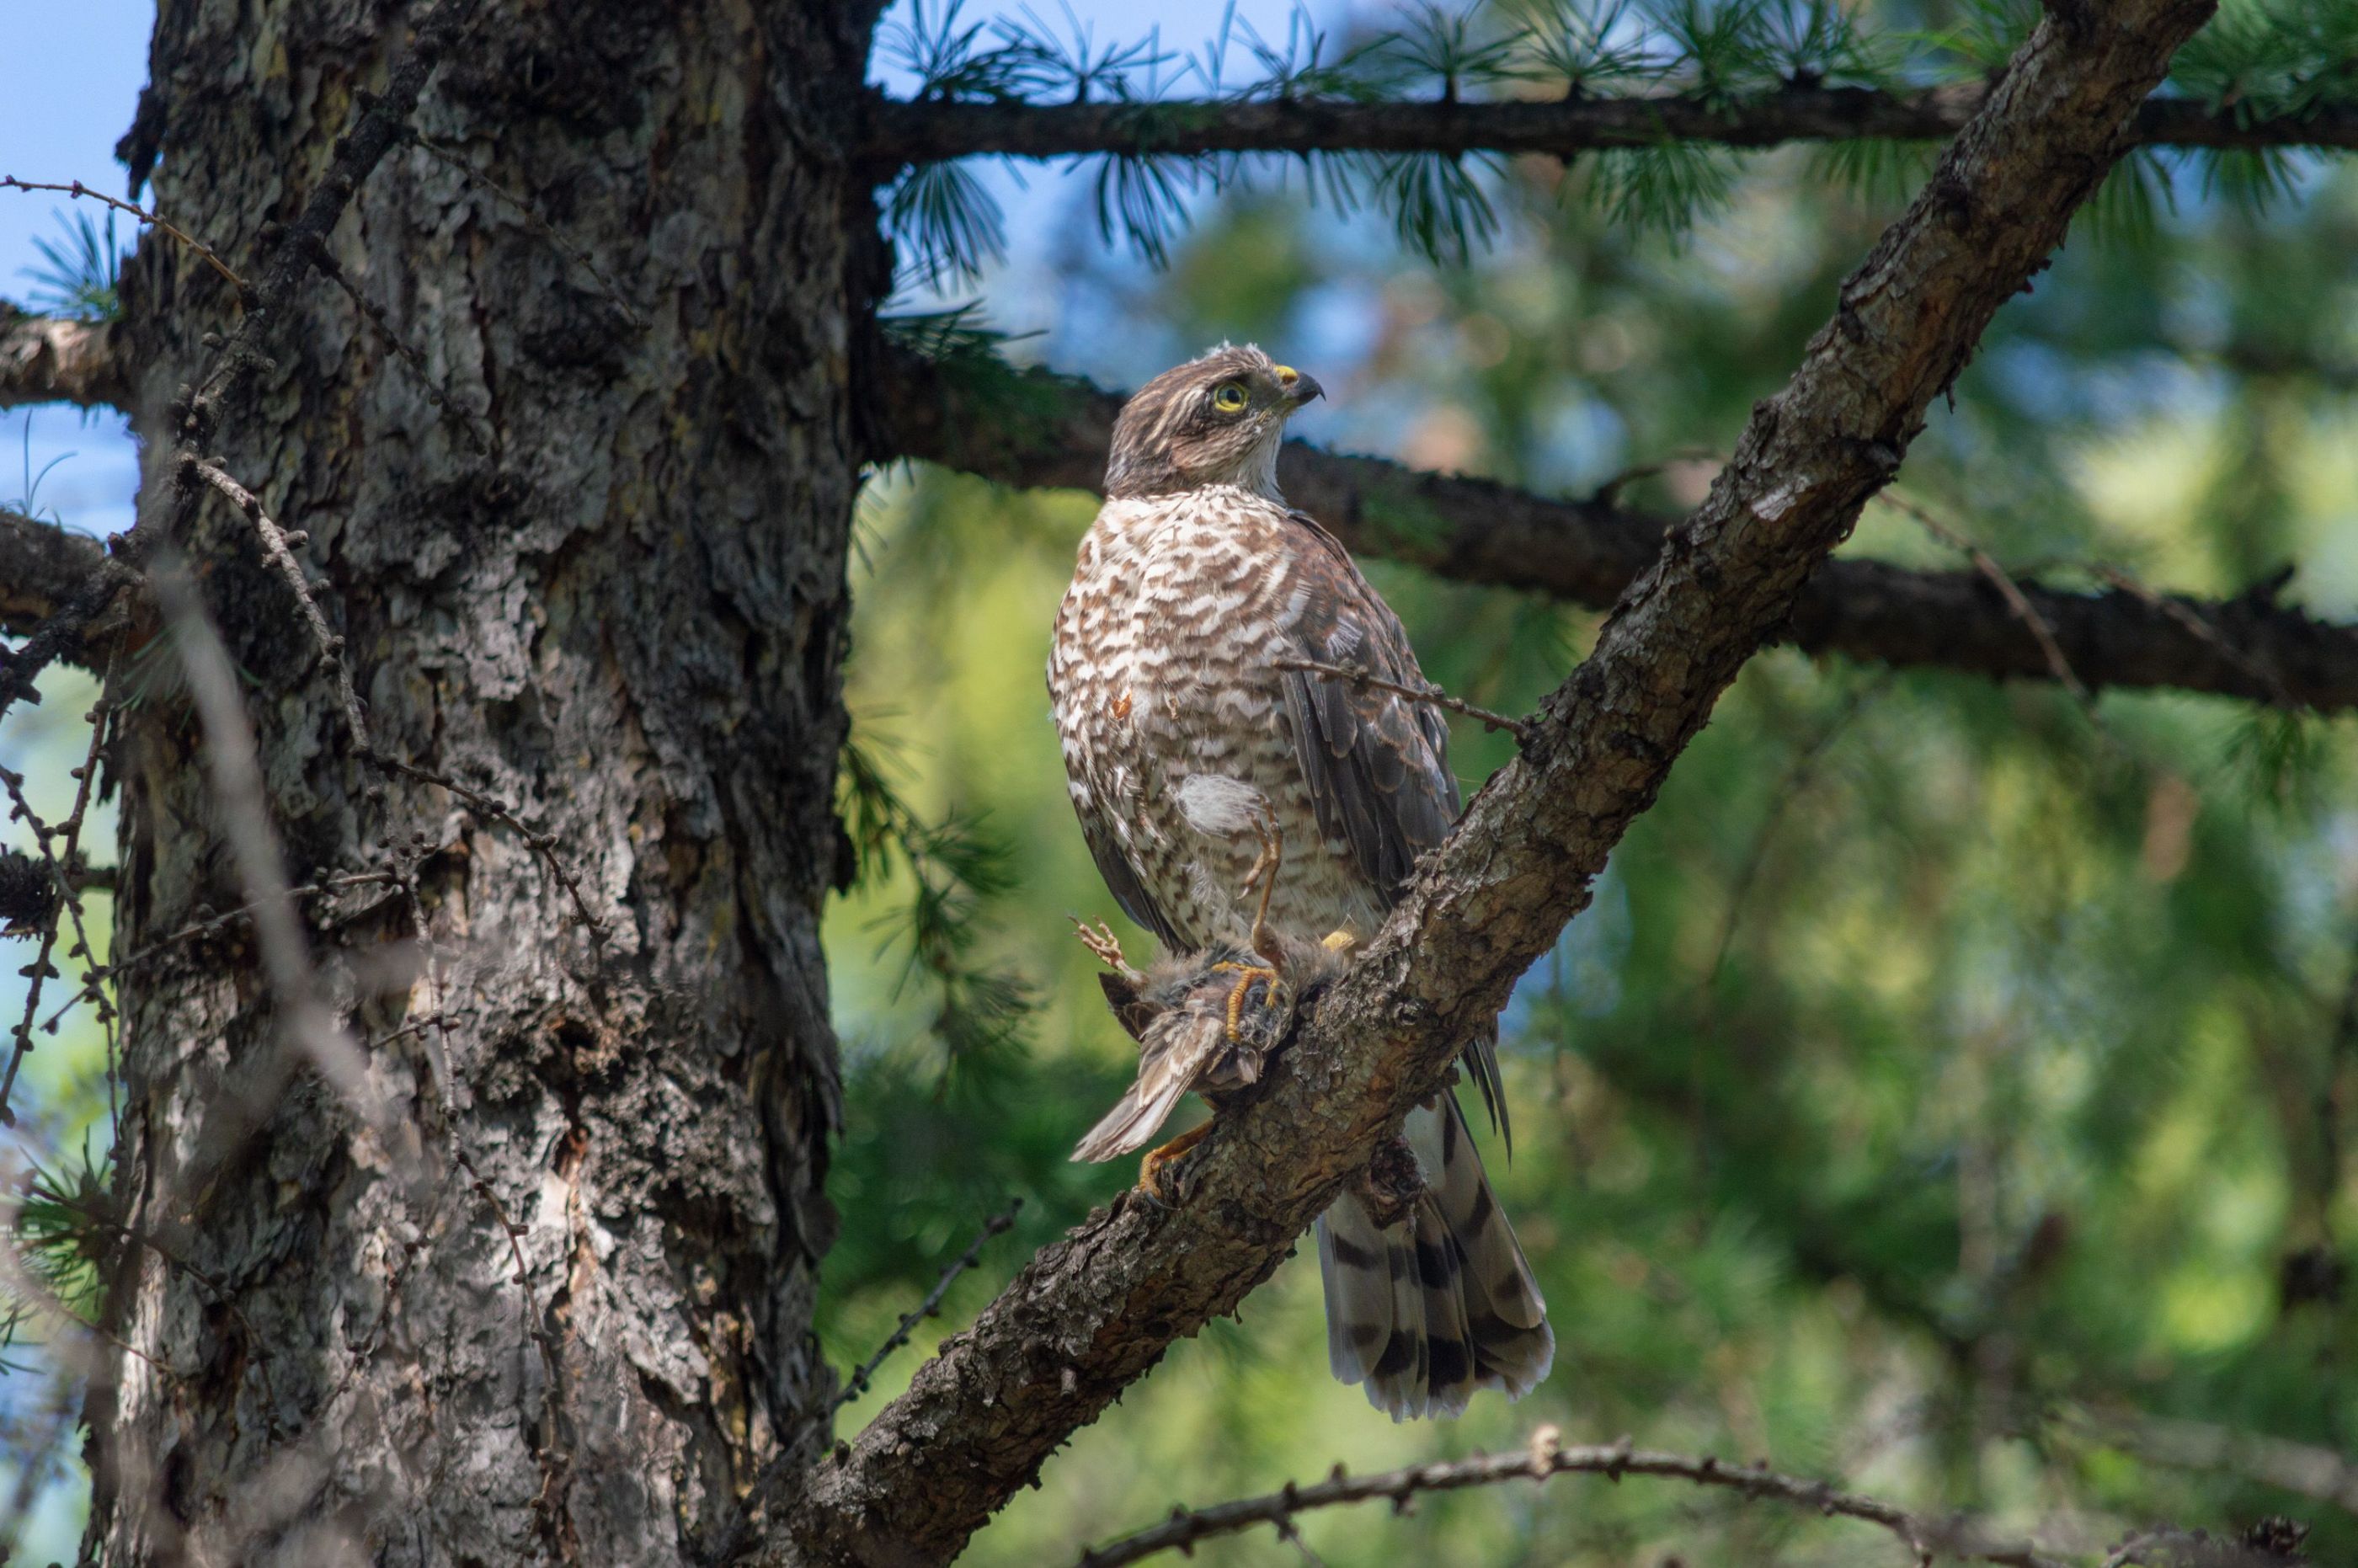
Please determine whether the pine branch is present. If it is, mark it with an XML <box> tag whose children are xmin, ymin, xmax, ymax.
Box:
<box><xmin>863</xmin><ymin>84</ymin><xmax>2358</xmax><ymax>167</ymax></box>
<box><xmin>872</xmin><ymin>351</ymin><xmax>2358</xmax><ymax>712</ymax></box>
<box><xmin>785</xmin><ymin>2</ymin><xmax>2222</xmax><ymax>1560</ymax></box>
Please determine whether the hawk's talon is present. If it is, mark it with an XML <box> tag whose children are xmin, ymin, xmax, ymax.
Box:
<box><xmin>1138</xmin><ymin>1119</ymin><xmax>1214</xmax><ymax>1205</ymax></box>
<box><xmin>1320</xmin><ymin>929</ymin><xmax>1357</xmax><ymax>954</ymax></box>
<box><xmin>1210</xmin><ymin>959</ymin><xmax>1285</xmax><ymax>1044</ymax></box>
<box><xmin>1070</xmin><ymin>916</ymin><xmax>1143</xmax><ymax>983</ymax></box>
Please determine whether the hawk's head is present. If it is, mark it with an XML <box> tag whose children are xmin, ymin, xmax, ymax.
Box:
<box><xmin>1103</xmin><ymin>344</ymin><xmax>1324</xmax><ymax>501</ymax></box>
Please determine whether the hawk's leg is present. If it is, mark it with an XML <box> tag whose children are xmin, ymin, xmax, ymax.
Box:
<box><xmin>1137</xmin><ymin>1118</ymin><xmax>1214</xmax><ymax>1206</ymax></box>
<box><xmin>1070</xmin><ymin>916</ymin><xmax>1144</xmax><ymax>984</ymax></box>
<box><xmin>1216</xmin><ymin>807</ymin><xmax>1289</xmax><ymax>1042</ymax></box>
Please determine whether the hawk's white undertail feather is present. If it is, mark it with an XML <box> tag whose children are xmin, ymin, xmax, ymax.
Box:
<box><xmin>1317</xmin><ymin>1096</ymin><xmax>1555</xmax><ymax>1420</ymax></box>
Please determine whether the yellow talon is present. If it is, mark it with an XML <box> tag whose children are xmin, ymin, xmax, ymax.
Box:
<box><xmin>1139</xmin><ymin>1119</ymin><xmax>1214</xmax><ymax>1204</ymax></box>
<box><xmin>1320</xmin><ymin>929</ymin><xmax>1357</xmax><ymax>953</ymax></box>
<box><xmin>1210</xmin><ymin>960</ymin><xmax>1282</xmax><ymax>1043</ymax></box>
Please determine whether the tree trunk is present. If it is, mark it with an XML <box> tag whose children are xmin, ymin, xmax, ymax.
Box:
<box><xmin>83</xmin><ymin>3</ymin><xmax>879</xmax><ymax>1562</ymax></box>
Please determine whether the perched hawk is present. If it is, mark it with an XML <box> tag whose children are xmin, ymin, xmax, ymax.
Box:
<box><xmin>1048</xmin><ymin>344</ymin><xmax>1554</xmax><ymax>1420</ymax></box>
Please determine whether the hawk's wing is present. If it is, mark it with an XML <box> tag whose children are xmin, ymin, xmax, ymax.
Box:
<box><xmin>1274</xmin><ymin>511</ymin><xmax>1459</xmax><ymax>897</ymax></box>
<box><xmin>1078</xmin><ymin>807</ymin><xmax>1182</xmax><ymax>950</ymax></box>
<box><xmin>1274</xmin><ymin>511</ymin><xmax>1508</xmax><ymax>1144</ymax></box>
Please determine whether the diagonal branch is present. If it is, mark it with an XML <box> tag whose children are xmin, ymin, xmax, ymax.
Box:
<box><xmin>787</xmin><ymin>2</ymin><xmax>2221</xmax><ymax>1563</ymax></box>
<box><xmin>0</xmin><ymin>302</ymin><xmax>128</xmax><ymax>411</ymax></box>
<box><xmin>862</xmin><ymin>83</ymin><xmax>2358</xmax><ymax>168</ymax></box>
<box><xmin>875</xmin><ymin>353</ymin><xmax>2358</xmax><ymax>712</ymax></box>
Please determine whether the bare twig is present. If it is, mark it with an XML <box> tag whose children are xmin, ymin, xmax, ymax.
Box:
<box><xmin>35</xmin><ymin>872</ymin><xmax>404</xmax><ymax>1043</ymax></box>
<box><xmin>291</xmin><ymin>235</ymin><xmax>492</xmax><ymax>452</ymax></box>
<box><xmin>1877</xmin><ymin>491</ymin><xmax>2099</xmax><ymax>717</ymax></box>
<box><xmin>1703</xmin><ymin>671</ymin><xmax>1891</xmax><ymax>988</ymax></box>
<box><xmin>188</xmin><ymin>460</ymin><xmax>374</xmax><ymax>753</ymax></box>
<box><xmin>1075</xmin><ymin>1427</ymin><xmax>2078</xmax><ymax>1568</ymax></box>
<box><xmin>150</xmin><ymin>552</ymin><xmax>383</xmax><ymax>1125</ymax></box>
<box><xmin>1591</xmin><ymin>445</ymin><xmax>1725</xmax><ymax>506</ymax></box>
<box><xmin>188</xmin><ymin>457</ymin><xmax>608</xmax><ymax>939</ymax></box>
<box><xmin>830</xmin><ymin>1200</ymin><xmax>1023</xmax><ymax>1417</ymax></box>
<box><xmin>2091</xmin><ymin>563</ymin><xmax>2297</xmax><ymax>710</ymax></box>
<box><xmin>0</xmin><ymin>174</ymin><xmax>244</xmax><ymax>291</ymax></box>
<box><xmin>172</xmin><ymin>0</ymin><xmax>485</xmax><ymax>457</ymax></box>
<box><xmin>29</xmin><ymin>1181</ymin><xmax>286</xmax><ymax>1441</ymax></box>
<box><xmin>407</xmin><ymin>134</ymin><xmax>647</xmax><ymax>331</ymax></box>
<box><xmin>1271</xmin><ymin>656</ymin><xmax>1532</xmax><ymax>743</ymax></box>
<box><xmin>2074</xmin><ymin>1409</ymin><xmax>2358</xmax><ymax>1516</ymax></box>
<box><xmin>0</xmin><ymin>651</ymin><xmax>116</xmax><ymax>1128</ymax></box>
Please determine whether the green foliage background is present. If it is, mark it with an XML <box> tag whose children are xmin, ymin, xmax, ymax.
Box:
<box><xmin>5</xmin><ymin>0</ymin><xmax>2358</xmax><ymax>1561</ymax></box>
<box><xmin>821</xmin><ymin>15</ymin><xmax>2358</xmax><ymax>1561</ymax></box>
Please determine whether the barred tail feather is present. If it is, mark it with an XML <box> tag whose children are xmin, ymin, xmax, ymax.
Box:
<box><xmin>1316</xmin><ymin>1096</ymin><xmax>1553</xmax><ymax>1420</ymax></box>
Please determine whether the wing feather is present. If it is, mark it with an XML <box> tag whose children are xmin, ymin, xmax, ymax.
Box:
<box><xmin>1275</xmin><ymin>510</ymin><xmax>1507</xmax><ymax>1144</ymax></box>
<box><xmin>1077</xmin><ymin>806</ymin><xmax>1181</xmax><ymax>949</ymax></box>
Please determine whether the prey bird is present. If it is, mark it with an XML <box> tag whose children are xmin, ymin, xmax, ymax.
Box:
<box><xmin>1069</xmin><ymin>774</ymin><xmax>1347</xmax><ymax>1197</ymax></box>
<box><xmin>1048</xmin><ymin>344</ymin><xmax>1554</xmax><ymax>1420</ymax></box>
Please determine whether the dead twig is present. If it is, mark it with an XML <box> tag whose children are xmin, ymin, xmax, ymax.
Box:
<box><xmin>187</xmin><ymin>457</ymin><xmax>608</xmax><ymax>940</ymax></box>
<box><xmin>1877</xmin><ymin>492</ymin><xmax>2099</xmax><ymax>718</ymax></box>
<box><xmin>289</xmin><ymin>234</ymin><xmax>493</xmax><ymax>453</ymax></box>
<box><xmin>0</xmin><ymin>174</ymin><xmax>244</xmax><ymax>293</ymax></box>
<box><xmin>1075</xmin><ymin>1427</ymin><xmax>2077</xmax><ymax>1568</ymax></box>
<box><xmin>1703</xmin><ymin>671</ymin><xmax>1891</xmax><ymax>989</ymax></box>
<box><xmin>0</xmin><ymin>649</ymin><xmax>117</xmax><ymax>1128</ymax></box>
<box><xmin>151</xmin><ymin>552</ymin><xmax>384</xmax><ymax>1128</ymax></box>
<box><xmin>29</xmin><ymin>1181</ymin><xmax>286</xmax><ymax>1441</ymax></box>
<box><xmin>830</xmin><ymin>1199</ymin><xmax>1023</xmax><ymax>1416</ymax></box>
<box><xmin>2091</xmin><ymin>563</ymin><xmax>2298</xmax><ymax>710</ymax></box>
<box><xmin>1271</xmin><ymin>656</ymin><xmax>1531</xmax><ymax>743</ymax></box>
<box><xmin>407</xmin><ymin>134</ymin><xmax>647</xmax><ymax>331</ymax></box>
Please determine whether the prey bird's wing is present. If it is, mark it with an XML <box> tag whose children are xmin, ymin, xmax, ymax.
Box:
<box><xmin>1072</xmin><ymin>999</ymin><xmax>1226</xmax><ymax>1162</ymax></box>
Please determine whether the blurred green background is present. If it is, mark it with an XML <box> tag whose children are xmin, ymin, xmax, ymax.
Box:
<box><xmin>9</xmin><ymin>1</ymin><xmax>2358</xmax><ymax>1563</ymax></box>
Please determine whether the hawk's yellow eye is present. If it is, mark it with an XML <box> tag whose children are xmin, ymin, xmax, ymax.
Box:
<box><xmin>1211</xmin><ymin>383</ymin><xmax>1249</xmax><ymax>413</ymax></box>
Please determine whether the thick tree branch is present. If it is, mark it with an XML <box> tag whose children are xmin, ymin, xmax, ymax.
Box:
<box><xmin>877</xmin><ymin>355</ymin><xmax>2358</xmax><ymax>711</ymax></box>
<box><xmin>0</xmin><ymin>302</ymin><xmax>128</xmax><ymax>410</ymax></box>
<box><xmin>790</xmin><ymin>2</ymin><xmax>2217</xmax><ymax>1563</ymax></box>
<box><xmin>863</xmin><ymin>83</ymin><xmax>2357</xmax><ymax>168</ymax></box>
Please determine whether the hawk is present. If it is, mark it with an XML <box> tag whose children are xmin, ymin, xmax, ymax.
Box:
<box><xmin>1048</xmin><ymin>343</ymin><xmax>1554</xmax><ymax>1420</ymax></box>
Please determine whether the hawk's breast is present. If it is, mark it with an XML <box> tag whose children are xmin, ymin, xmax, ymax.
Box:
<box><xmin>1049</xmin><ymin>488</ymin><xmax>1384</xmax><ymax>951</ymax></box>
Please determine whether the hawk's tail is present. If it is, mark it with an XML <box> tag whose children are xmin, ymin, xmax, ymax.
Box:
<box><xmin>1315</xmin><ymin>1095</ymin><xmax>1553</xmax><ymax>1421</ymax></box>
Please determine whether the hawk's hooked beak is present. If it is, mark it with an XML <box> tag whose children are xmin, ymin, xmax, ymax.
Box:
<box><xmin>1273</xmin><ymin>365</ymin><xmax>1324</xmax><ymax>408</ymax></box>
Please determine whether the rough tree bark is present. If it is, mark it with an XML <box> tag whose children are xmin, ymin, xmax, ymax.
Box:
<box><xmin>83</xmin><ymin>2</ymin><xmax>884</xmax><ymax>1563</ymax></box>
